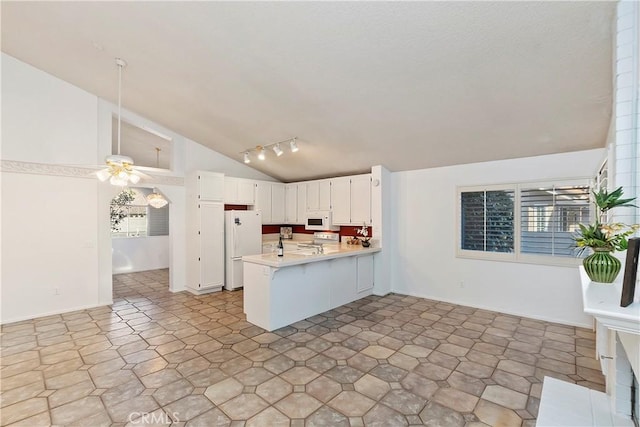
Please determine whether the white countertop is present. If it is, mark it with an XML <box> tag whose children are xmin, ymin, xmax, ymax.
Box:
<box><xmin>243</xmin><ymin>243</ymin><xmax>381</xmax><ymax>267</ymax></box>
<box><xmin>580</xmin><ymin>266</ymin><xmax>640</xmax><ymax>335</ymax></box>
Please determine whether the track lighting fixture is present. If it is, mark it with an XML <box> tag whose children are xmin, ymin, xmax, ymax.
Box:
<box><xmin>240</xmin><ymin>137</ymin><xmax>299</xmax><ymax>163</ymax></box>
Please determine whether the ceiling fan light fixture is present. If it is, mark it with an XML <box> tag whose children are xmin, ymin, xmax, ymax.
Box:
<box><xmin>129</xmin><ymin>173</ymin><xmax>141</xmax><ymax>185</ymax></box>
<box><xmin>290</xmin><ymin>138</ymin><xmax>299</xmax><ymax>153</ymax></box>
<box><xmin>110</xmin><ymin>175</ymin><xmax>129</xmax><ymax>186</ymax></box>
<box><xmin>96</xmin><ymin>168</ymin><xmax>111</xmax><ymax>182</ymax></box>
<box><xmin>98</xmin><ymin>58</ymin><xmax>144</xmax><ymax>187</ymax></box>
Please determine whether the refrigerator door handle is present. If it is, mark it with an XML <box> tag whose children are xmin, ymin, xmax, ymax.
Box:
<box><xmin>231</xmin><ymin>257</ymin><xmax>242</xmax><ymax>261</ymax></box>
<box><xmin>233</xmin><ymin>224</ymin><xmax>239</xmax><ymax>256</ymax></box>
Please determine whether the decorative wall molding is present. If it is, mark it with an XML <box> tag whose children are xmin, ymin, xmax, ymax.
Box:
<box><xmin>0</xmin><ymin>160</ymin><xmax>185</xmax><ymax>186</ymax></box>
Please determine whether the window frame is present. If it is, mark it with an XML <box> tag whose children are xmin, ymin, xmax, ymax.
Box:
<box><xmin>456</xmin><ymin>178</ymin><xmax>594</xmax><ymax>267</ymax></box>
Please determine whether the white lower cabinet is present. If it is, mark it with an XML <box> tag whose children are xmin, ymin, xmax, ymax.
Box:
<box><xmin>356</xmin><ymin>254</ymin><xmax>374</xmax><ymax>293</ymax></box>
<box><xmin>186</xmin><ymin>201</ymin><xmax>224</xmax><ymax>294</ymax></box>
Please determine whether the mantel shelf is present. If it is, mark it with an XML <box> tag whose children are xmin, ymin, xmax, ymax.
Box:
<box><xmin>580</xmin><ymin>267</ymin><xmax>640</xmax><ymax>335</ymax></box>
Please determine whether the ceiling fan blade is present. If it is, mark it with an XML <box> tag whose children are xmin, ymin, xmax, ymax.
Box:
<box><xmin>131</xmin><ymin>169</ymin><xmax>153</xmax><ymax>181</ymax></box>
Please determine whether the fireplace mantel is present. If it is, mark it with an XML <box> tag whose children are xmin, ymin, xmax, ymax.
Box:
<box><xmin>580</xmin><ymin>267</ymin><xmax>640</xmax><ymax>336</ymax></box>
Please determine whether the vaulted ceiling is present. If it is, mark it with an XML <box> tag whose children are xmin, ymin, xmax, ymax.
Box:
<box><xmin>1</xmin><ymin>1</ymin><xmax>614</xmax><ymax>182</ymax></box>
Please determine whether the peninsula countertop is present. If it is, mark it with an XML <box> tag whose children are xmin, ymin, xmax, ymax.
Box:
<box><xmin>243</xmin><ymin>243</ymin><xmax>381</xmax><ymax>268</ymax></box>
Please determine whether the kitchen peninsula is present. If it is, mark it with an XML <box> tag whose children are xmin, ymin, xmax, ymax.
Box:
<box><xmin>243</xmin><ymin>244</ymin><xmax>381</xmax><ymax>331</ymax></box>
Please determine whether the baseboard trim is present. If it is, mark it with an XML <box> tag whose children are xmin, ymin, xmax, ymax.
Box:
<box><xmin>392</xmin><ymin>289</ymin><xmax>592</xmax><ymax>329</ymax></box>
<box><xmin>0</xmin><ymin>301</ymin><xmax>113</xmax><ymax>326</ymax></box>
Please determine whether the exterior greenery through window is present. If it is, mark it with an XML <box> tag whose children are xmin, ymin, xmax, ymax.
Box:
<box><xmin>461</xmin><ymin>191</ymin><xmax>514</xmax><ymax>252</ymax></box>
<box><xmin>111</xmin><ymin>188</ymin><xmax>169</xmax><ymax>238</ymax></box>
<box><xmin>458</xmin><ymin>181</ymin><xmax>592</xmax><ymax>264</ymax></box>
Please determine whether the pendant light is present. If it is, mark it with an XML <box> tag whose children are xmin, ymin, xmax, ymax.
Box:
<box><xmin>96</xmin><ymin>58</ymin><xmax>141</xmax><ymax>186</ymax></box>
<box><xmin>145</xmin><ymin>148</ymin><xmax>169</xmax><ymax>208</ymax></box>
<box><xmin>147</xmin><ymin>188</ymin><xmax>169</xmax><ymax>209</ymax></box>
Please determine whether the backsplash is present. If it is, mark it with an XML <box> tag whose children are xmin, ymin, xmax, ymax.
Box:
<box><xmin>262</xmin><ymin>224</ymin><xmax>372</xmax><ymax>237</ymax></box>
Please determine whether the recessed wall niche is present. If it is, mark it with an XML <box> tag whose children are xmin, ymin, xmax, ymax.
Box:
<box><xmin>112</xmin><ymin>116</ymin><xmax>172</xmax><ymax>170</ymax></box>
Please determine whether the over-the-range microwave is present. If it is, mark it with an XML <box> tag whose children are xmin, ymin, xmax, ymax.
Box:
<box><xmin>305</xmin><ymin>211</ymin><xmax>340</xmax><ymax>231</ymax></box>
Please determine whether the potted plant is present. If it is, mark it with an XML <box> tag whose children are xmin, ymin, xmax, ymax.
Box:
<box><xmin>573</xmin><ymin>186</ymin><xmax>638</xmax><ymax>283</ymax></box>
<box><xmin>357</xmin><ymin>224</ymin><xmax>371</xmax><ymax>247</ymax></box>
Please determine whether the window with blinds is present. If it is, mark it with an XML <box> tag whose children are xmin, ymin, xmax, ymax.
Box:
<box><xmin>520</xmin><ymin>185</ymin><xmax>590</xmax><ymax>257</ymax></box>
<box><xmin>461</xmin><ymin>190</ymin><xmax>514</xmax><ymax>253</ymax></box>
<box><xmin>458</xmin><ymin>179</ymin><xmax>593</xmax><ymax>265</ymax></box>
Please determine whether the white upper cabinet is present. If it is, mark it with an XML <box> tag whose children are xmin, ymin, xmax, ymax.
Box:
<box><xmin>285</xmin><ymin>184</ymin><xmax>297</xmax><ymax>224</ymax></box>
<box><xmin>271</xmin><ymin>183</ymin><xmax>286</xmax><ymax>224</ymax></box>
<box><xmin>306</xmin><ymin>179</ymin><xmax>331</xmax><ymax>211</ymax></box>
<box><xmin>195</xmin><ymin>171</ymin><xmax>224</xmax><ymax>201</ymax></box>
<box><xmin>254</xmin><ymin>181</ymin><xmax>287</xmax><ymax>224</ymax></box>
<box><xmin>296</xmin><ymin>183</ymin><xmax>307</xmax><ymax>225</ymax></box>
<box><xmin>327</xmin><ymin>174</ymin><xmax>371</xmax><ymax>225</ymax></box>
<box><xmin>306</xmin><ymin>181</ymin><xmax>320</xmax><ymax>211</ymax></box>
<box><xmin>252</xmin><ymin>172</ymin><xmax>370</xmax><ymax>226</ymax></box>
<box><xmin>254</xmin><ymin>181</ymin><xmax>272</xmax><ymax>224</ymax></box>
<box><xmin>330</xmin><ymin>177</ymin><xmax>351</xmax><ymax>225</ymax></box>
<box><xmin>224</xmin><ymin>177</ymin><xmax>255</xmax><ymax>205</ymax></box>
<box><xmin>319</xmin><ymin>180</ymin><xmax>331</xmax><ymax>210</ymax></box>
<box><xmin>350</xmin><ymin>174</ymin><xmax>372</xmax><ymax>225</ymax></box>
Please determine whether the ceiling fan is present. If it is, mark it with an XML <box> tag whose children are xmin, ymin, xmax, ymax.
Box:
<box><xmin>96</xmin><ymin>58</ymin><xmax>150</xmax><ymax>186</ymax></box>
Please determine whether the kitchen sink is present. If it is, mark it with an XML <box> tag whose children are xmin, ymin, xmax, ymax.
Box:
<box><xmin>294</xmin><ymin>249</ymin><xmax>319</xmax><ymax>256</ymax></box>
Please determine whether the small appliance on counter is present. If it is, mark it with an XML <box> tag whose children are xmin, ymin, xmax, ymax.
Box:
<box><xmin>280</xmin><ymin>226</ymin><xmax>293</xmax><ymax>239</ymax></box>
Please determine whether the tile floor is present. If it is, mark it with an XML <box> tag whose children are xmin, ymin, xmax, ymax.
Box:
<box><xmin>0</xmin><ymin>269</ymin><xmax>605</xmax><ymax>426</ymax></box>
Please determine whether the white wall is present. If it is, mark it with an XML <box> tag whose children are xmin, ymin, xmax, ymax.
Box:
<box><xmin>184</xmin><ymin>140</ymin><xmax>277</xmax><ymax>180</ymax></box>
<box><xmin>112</xmin><ymin>236</ymin><xmax>170</xmax><ymax>274</ymax></box>
<box><xmin>1</xmin><ymin>53</ymin><xmax>276</xmax><ymax>323</ymax></box>
<box><xmin>391</xmin><ymin>149</ymin><xmax>606</xmax><ymax>327</ymax></box>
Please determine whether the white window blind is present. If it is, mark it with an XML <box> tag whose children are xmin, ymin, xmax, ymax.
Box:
<box><xmin>520</xmin><ymin>185</ymin><xmax>590</xmax><ymax>257</ymax></box>
<box><xmin>148</xmin><ymin>205</ymin><xmax>169</xmax><ymax>236</ymax></box>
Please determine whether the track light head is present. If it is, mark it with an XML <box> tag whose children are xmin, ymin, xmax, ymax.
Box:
<box><xmin>290</xmin><ymin>138</ymin><xmax>299</xmax><ymax>153</ymax></box>
<box><xmin>244</xmin><ymin>152</ymin><xmax>251</xmax><ymax>163</ymax></box>
<box><xmin>273</xmin><ymin>144</ymin><xmax>283</xmax><ymax>157</ymax></box>
<box><xmin>258</xmin><ymin>147</ymin><xmax>266</xmax><ymax>161</ymax></box>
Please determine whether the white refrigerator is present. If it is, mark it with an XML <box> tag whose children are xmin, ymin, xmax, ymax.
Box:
<box><xmin>225</xmin><ymin>210</ymin><xmax>262</xmax><ymax>290</ymax></box>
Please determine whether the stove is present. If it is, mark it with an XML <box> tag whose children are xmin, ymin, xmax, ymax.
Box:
<box><xmin>313</xmin><ymin>232</ymin><xmax>340</xmax><ymax>245</ymax></box>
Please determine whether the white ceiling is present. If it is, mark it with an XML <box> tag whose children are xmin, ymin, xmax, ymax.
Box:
<box><xmin>1</xmin><ymin>1</ymin><xmax>614</xmax><ymax>182</ymax></box>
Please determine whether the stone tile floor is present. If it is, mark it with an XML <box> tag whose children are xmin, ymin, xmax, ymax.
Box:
<box><xmin>0</xmin><ymin>269</ymin><xmax>605</xmax><ymax>426</ymax></box>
